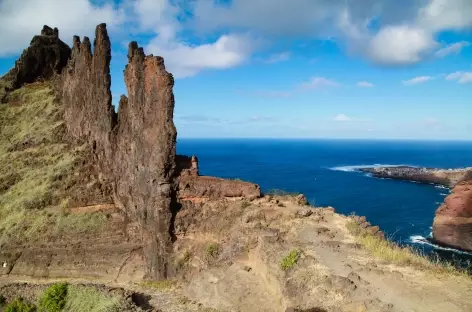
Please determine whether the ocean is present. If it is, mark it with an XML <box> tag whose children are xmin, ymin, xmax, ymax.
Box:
<box><xmin>177</xmin><ymin>138</ymin><xmax>472</xmax><ymax>264</ymax></box>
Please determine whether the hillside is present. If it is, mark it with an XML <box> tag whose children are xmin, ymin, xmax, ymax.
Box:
<box><xmin>0</xmin><ymin>24</ymin><xmax>471</xmax><ymax>312</ymax></box>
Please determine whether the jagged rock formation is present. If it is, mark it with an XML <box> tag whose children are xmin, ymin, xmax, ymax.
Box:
<box><xmin>57</xmin><ymin>23</ymin><xmax>260</xmax><ymax>279</ymax></box>
<box><xmin>433</xmin><ymin>180</ymin><xmax>472</xmax><ymax>251</ymax></box>
<box><xmin>2</xmin><ymin>26</ymin><xmax>70</xmax><ymax>93</ymax></box>
<box><xmin>112</xmin><ymin>42</ymin><xmax>178</xmax><ymax>279</ymax></box>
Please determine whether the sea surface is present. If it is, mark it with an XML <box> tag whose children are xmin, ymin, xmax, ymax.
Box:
<box><xmin>177</xmin><ymin>139</ymin><xmax>472</xmax><ymax>264</ymax></box>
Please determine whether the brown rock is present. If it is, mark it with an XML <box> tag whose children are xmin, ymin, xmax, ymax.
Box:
<box><xmin>432</xmin><ymin>180</ymin><xmax>472</xmax><ymax>251</ymax></box>
<box><xmin>2</xmin><ymin>25</ymin><xmax>71</xmax><ymax>94</ymax></box>
<box><xmin>295</xmin><ymin>194</ymin><xmax>309</xmax><ymax>205</ymax></box>
<box><xmin>112</xmin><ymin>41</ymin><xmax>177</xmax><ymax>279</ymax></box>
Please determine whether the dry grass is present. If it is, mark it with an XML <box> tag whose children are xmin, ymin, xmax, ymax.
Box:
<box><xmin>0</xmin><ymin>82</ymin><xmax>106</xmax><ymax>246</ymax></box>
<box><xmin>63</xmin><ymin>285</ymin><xmax>121</xmax><ymax>312</ymax></box>
<box><xmin>346</xmin><ymin>220</ymin><xmax>471</xmax><ymax>279</ymax></box>
<box><xmin>139</xmin><ymin>279</ymin><xmax>178</xmax><ymax>291</ymax></box>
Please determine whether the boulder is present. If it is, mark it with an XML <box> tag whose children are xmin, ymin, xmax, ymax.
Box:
<box><xmin>432</xmin><ymin>180</ymin><xmax>472</xmax><ymax>251</ymax></box>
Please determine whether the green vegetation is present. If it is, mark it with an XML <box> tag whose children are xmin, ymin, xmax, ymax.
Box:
<box><xmin>62</xmin><ymin>285</ymin><xmax>120</xmax><ymax>312</ymax></box>
<box><xmin>205</xmin><ymin>243</ymin><xmax>220</xmax><ymax>260</ymax></box>
<box><xmin>4</xmin><ymin>298</ymin><xmax>36</xmax><ymax>312</ymax></box>
<box><xmin>140</xmin><ymin>279</ymin><xmax>178</xmax><ymax>291</ymax></box>
<box><xmin>240</xmin><ymin>200</ymin><xmax>250</xmax><ymax>208</ymax></box>
<box><xmin>266</xmin><ymin>189</ymin><xmax>301</xmax><ymax>197</ymax></box>
<box><xmin>280</xmin><ymin>249</ymin><xmax>301</xmax><ymax>271</ymax></box>
<box><xmin>346</xmin><ymin>220</ymin><xmax>470</xmax><ymax>278</ymax></box>
<box><xmin>38</xmin><ymin>283</ymin><xmax>67</xmax><ymax>312</ymax></box>
<box><xmin>0</xmin><ymin>82</ymin><xmax>106</xmax><ymax>246</ymax></box>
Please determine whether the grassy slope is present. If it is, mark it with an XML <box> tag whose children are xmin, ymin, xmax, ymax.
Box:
<box><xmin>0</xmin><ymin>81</ymin><xmax>105</xmax><ymax>246</ymax></box>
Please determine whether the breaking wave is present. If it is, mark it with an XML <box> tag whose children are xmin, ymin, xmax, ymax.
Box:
<box><xmin>329</xmin><ymin>164</ymin><xmax>410</xmax><ymax>172</ymax></box>
<box><xmin>409</xmin><ymin>235</ymin><xmax>472</xmax><ymax>256</ymax></box>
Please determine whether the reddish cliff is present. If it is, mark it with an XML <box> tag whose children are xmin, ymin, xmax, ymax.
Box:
<box><xmin>432</xmin><ymin>180</ymin><xmax>472</xmax><ymax>251</ymax></box>
<box><xmin>112</xmin><ymin>42</ymin><xmax>177</xmax><ymax>279</ymax></box>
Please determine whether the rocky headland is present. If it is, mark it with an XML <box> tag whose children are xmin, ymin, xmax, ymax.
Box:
<box><xmin>359</xmin><ymin>166</ymin><xmax>472</xmax><ymax>252</ymax></box>
<box><xmin>0</xmin><ymin>24</ymin><xmax>471</xmax><ymax>311</ymax></box>
<box><xmin>359</xmin><ymin>166</ymin><xmax>472</xmax><ymax>188</ymax></box>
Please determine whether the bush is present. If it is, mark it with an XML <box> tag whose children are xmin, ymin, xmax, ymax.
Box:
<box><xmin>4</xmin><ymin>298</ymin><xmax>36</xmax><ymax>312</ymax></box>
<box><xmin>38</xmin><ymin>283</ymin><xmax>68</xmax><ymax>312</ymax></box>
<box><xmin>240</xmin><ymin>200</ymin><xmax>250</xmax><ymax>208</ymax></box>
<box><xmin>280</xmin><ymin>249</ymin><xmax>301</xmax><ymax>271</ymax></box>
<box><xmin>205</xmin><ymin>243</ymin><xmax>220</xmax><ymax>260</ymax></box>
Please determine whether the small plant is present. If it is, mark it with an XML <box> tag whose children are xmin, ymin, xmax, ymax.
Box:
<box><xmin>205</xmin><ymin>243</ymin><xmax>220</xmax><ymax>260</ymax></box>
<box><xmin>280</xmin><ymin>249</ymin><xmax>301</xmax><ymax>271</ymax></box>
<box><xmin>240</xmin><ymin>200</ymin><xmax>250</xmax><ymax>208</ymax></box>
<box><xmin>177</xmin><ymin>250</ymin><xmax>191</xmax><ymax>268</ymax></box>
<box><xmin>265</xmin><ymin>189</ymin><xmax>300</xmax><ymax>197</ymax></box>
<box><xmin>38</xmin><ymin>282</ymin><xmax>68</xmax><ymax>312</ymax></box>
<box><xmin>4</xmin><ymin>298</ymin><xmax>36</xmax><ymax>312</ymax></box>
<box><xmin>140</xmin><ymin>280</ymin><xmax>177</xmax><ymax>291</ymax></box>
<box><xmin>0</xmin><ymin>295</ymin><xmax>6</xmax><ymax>306</ymax></box>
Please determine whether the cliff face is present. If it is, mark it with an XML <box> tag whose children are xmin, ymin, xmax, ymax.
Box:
<box><xmin>112</xmin><ymin>42</ymin><xmax>177</xmax><ymax>279</ymax></box>
<box><xmin>433</xmin><ymin>180</ymin><xmax>472</xmax><ymax>251</ymax></box>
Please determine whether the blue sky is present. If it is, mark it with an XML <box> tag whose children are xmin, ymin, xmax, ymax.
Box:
<box><xmin>1</xmin><ymin>0</ymin><xmax>471</xmax><ymax>139</ymax></box>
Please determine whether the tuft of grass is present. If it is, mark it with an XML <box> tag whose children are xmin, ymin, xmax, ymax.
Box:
<box><xmin>205</xmin><ymin>243</ymin><xmax>220</xmax><ymax>260</ymax></box>
<box><xmin>38</xmin><ymin>283</ymin><xmax>68</xmax><ymax>312</ymax></box>
<box><xmin>62</xmin><ymin>285</ymin><xmax>120</xmax><ymax>312</ymax></box>
<box><xmin>346</xmin><ymin>220</ymin><xmax>471</xmax><ymax>278</ymax></box>
<box><xmin>240</xmin><ymin>200</ymin><xmax>250</xmax><ymax>209</ymax></box>
<box><xmin>4</xmin><ymin>298</ymin><xmax>36</xmax><ymax>312</ymax></box>
<box><xmin>280</xmin><ymin>249</ymin><xmax>301</xmax><ymax>271</ymax></box>
<box><xmin>177</xmin><ymin>250</ymin><xmax>191</xmax><ymax>268</ymax></box>
<box><xmin>140</xmin><ymin>280</ymin><xmax>178</xmax><ymax>291</ymax></box>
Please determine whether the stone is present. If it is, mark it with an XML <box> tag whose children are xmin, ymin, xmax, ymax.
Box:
<box><xmin>432</xmin><ymin>180</ymin><xmax>472</xmax><ymax>251</ymax></box>
<box><xmin>2</xmin><ymin>25</ymin><xmax>71</xmax><ymax>92</ymax></box>
<box><xmin>295</xmin><ymin>194</ymin><xmax>309</xmax><ymax>205</ymax></box>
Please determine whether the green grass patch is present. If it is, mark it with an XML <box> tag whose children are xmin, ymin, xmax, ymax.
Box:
<box><xmin>4</xmin><ymin>298</ymin><xmax>36</xmax><ymax>312</ymax></box>
<box><xmin>63</xmin><ymin>285</ymin><xmax>120</xmax><ymax>312</ymax></box>
<box><xmin>205</xmin><ymin>243</ymin><xmax>220</xmax><ymax>260</ymax></box>
<box><xmin>346</xmin><ymin>220</ymin><xmax>471</xmax><ymax>279</ymax></box>
<box><xmin>38</xmin><ymin>283</ymin><xmax>67</xmax><ymax>312</ymax></box>
<box><xmin>140</xmin><ymin>279</ymin><xmax>178</xmax><ymax>291</ymax></box>
<box><xmin>280</xmin><ymin>249</ymin><xmax>301</xmax><ymax>271</ymax></box>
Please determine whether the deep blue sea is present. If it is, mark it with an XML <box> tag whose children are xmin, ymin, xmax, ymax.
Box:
<box><xmin>177</xmin><ymin>139</ymin><xmax>472</xmax><ymax>264</ymax></box>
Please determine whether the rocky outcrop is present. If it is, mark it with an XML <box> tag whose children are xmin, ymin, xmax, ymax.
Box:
<box><xmin>432</xmin><ymin>180</ymin><xmax>472</xmax><ymax>251</ymax></box>
<box><xmin>360</xmin><ymin>166</ymin><xmax>472</xmax><ymax>187</ymax></box>
<box><xmin>112</xmin><ymin>42</ymin><xmax>177</xmax><ymax>279</ymax></box>
<box><xmin>2</xmin><ymin>26</ymin><xmax>71</xmax><ymax>91</ymax></box>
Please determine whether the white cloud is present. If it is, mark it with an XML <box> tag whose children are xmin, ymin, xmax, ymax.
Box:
<box><xmin>418</xmin><ymin>0</ymin><xmax>472</xmax><ymax>31</ymax></box>
<box><xmin>0</xmin><ymin>0</ymin><xmax>123</xmax><ymax>56</ymax></box>
<box><xmin>146</xmin><ymin>34</ymin><xmax>255</xmax><ymax>78</ymax></box>
<box><xmin>435</xmin><ymin>41</ymin><xmax>470</xmax><ymax>58</ymax></box>
<box><xmin>301</xmin><ymin>77</ymin><xmax>339</xmax><ymax>90</ymax></box>
<box><xmin>333</xmin><ymin>114</ymin><xmax>351</xmax><ymax>122</ymax></box>
<box><xmin>357</xmin><ymin>81</ymin><xmax>374</xmax><ymax>87</ymax></box>
<box><xmin>402</xmin><ymin>76</ymin><xmax>433</xmax><ymax>86</ymax></box>
<box><xmin>368</xmin><ymin>26</ymin><xmax>438</xmax><ymax>65</ymax></box>
<box><xmin>264</xmin><ymin>52</ymin><xmax>290</xmax><ymax>64</ymax></box>
<box><xmin>446</xmin><ymin>71</ymin><xmax>472</xmax><ymax>84</ymax></box>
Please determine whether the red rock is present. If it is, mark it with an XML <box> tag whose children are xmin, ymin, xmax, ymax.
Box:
<box><xmin>432</xmin><ymin>180</ymin><xmax>472</xmax><ymax>251</ymax></box>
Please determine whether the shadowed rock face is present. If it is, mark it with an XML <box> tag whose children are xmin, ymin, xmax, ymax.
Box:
<box><xmin>112</xmin><ymin>42</ymin><xmax>177</xmax><ymax>279</ymax></box>
<box><xmin>4</xmin><ymin>26</ymin><xmax>71</xmax><ymax>90</ymax></box>
<box><xmin>433</xmin><ymin>180</ymin><xmax>472</xmax><ymax>251</ymax></box>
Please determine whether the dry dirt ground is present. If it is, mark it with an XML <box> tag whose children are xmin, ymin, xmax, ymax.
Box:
<box><xmin>2</xmin><ymin>196</ymin><xmax>472</xmax><ymax>312</ymax></box>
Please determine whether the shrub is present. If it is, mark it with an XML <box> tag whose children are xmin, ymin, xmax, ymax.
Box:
<box><xmin>0</xmin><ymin>295</ymin><xmax>6</xmax><ymax>306</ymax></box>
<box><xmin>280</xmin><ymin>249</ymin><xmax>301</xmax><ymax>271</ymax></box>
<box><xmin>63</xmin><ymin>285</ymin><xmax>120</xmax><ymax>312</ymax></box>
<box><xmin>4</xmin><ymin>298</ymin><xmax>36</xmax><ymax>312</ymax></box>
<box><xmin>240</xmin><ymin>200</ymin><xmax>250</xmax><ymax>208</ymax></box>
<box><xmin>205</xmin><ymin>243</ymin><xmax>220</xmax><ymax>260</ymax></box>
<box><xmin>38</xmin><ymin>283</ymin><xmax>68</xmax><ymax>312</ymax></box>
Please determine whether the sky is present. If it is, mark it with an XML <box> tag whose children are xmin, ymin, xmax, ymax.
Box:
<box><xmin>0</xmin><ymin>0</ymin><xmax>471</xmax><ymax>140</ymax></box>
